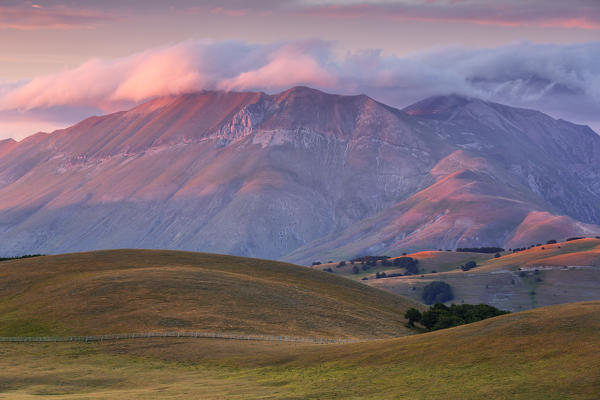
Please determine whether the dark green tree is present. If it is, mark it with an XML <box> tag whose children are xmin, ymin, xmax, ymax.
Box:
<box><xmin>404</xmin><ymin>308</ymin><xmax>422</xmax><ymax>327</ymax></box>
<box><xmin>422</xmin><ymin>281</ymin><xmax>454</xmax><ymax>304</ymax></box>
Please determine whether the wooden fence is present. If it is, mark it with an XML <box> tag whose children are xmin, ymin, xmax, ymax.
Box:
<box><xmin>0</xmin><ymin>331</ymin><xmax>360</xmax><ymax>344</ymax></box>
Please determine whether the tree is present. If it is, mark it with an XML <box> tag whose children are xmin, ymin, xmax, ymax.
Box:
<box><xmin>461</xmin><ymin>261</ymin><xmax>477</xmax><ymax>271</ymax></box>
<box><xmin>420</xmin><ymin>310</ymin><xmax>438</xmax><ymax>330</ymax></box>
<box><xmin>419</xmin><ymin>303</ymin><xmax>509</xmax><ymax>331</ymax></box>
<box><xmin>393</xmin><ymin>257</ymin><xmax>419</xmax><ymax>274</ymax></box>
<box><xmin>456</xmin><ymin>247</ymin><xmax>505</xmax><ymax>254</ymax></box>
<box><xmin>422</xmin><ymin>281</ymin><xmax>454</xmax><ymax>305</ymax></box>
<box><xmin>404</xmin><ymin>308</ymin><xmax>422</xmax><ymax>327</ymax></box>
<box><xmin>352</xmin><ymin>265</ymin><xmax>359</xmax><ymax>274</ymax></box>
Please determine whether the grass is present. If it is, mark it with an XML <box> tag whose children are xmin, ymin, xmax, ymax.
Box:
<box><xmin>368</xmin><ymin>239</ymin><xmax>600</xmax><ymax>311</ymax></box>
<box><xmin>313</xmin><ymin>251</ymin><xmax>495</xmax><ymax>280</ymax></box>
<box><xmin>0</xmin><ymin>249</ymin><xmax>423</xmax><ymax>339</ymax></box>
<box><xmin>0</xmin><ymin>301</ymin><xmax>598</xmax><ymax>399</ymax></box>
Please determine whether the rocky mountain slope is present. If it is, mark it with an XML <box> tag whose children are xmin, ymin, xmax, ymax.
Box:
<box><xmin>0</xmin><ymin>87</ymin><xmax>599</xmax><ymax>262</ymax></box>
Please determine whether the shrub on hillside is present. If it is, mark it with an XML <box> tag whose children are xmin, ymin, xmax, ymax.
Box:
<box><xmin>460</xmin><ymin>261</ymin><xmax>477</xmax><ymax>271</ymax></box>
<box><xmin>456</xmin><ymin>247</ymin><xmax>505</xmax><ymax>254</ymax></box>
<box><xmin>0</xmin><ymin>254</ymin><xmax>44</xmax><ymax>262</ymax></box>
<box><xmin>566</xmin><ymin>237</ymin><xmax>584</xmax><ymax>242</ymax></box>
<box><xmin>422</xmin><ymin>281</ymin><xmax>454</xmax><ymax>304</ymax></box>
<box><xmin>393</xmin><ymin>257</ymin><xmax>419</xmax><ymax>274</ymax></box>
<box><xmin>404</xmin><ymin>308</ymin><xmax>422</xmax><ymax>327</ymax></box>
<box><xmin>418</xmin><ymin>303</ymin><xmax>509</xmax><ymax>331</ymax></box>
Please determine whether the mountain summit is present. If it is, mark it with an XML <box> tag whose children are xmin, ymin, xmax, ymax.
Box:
<box><xmin>0</xmin><ymin>87</ymin><xmax>599</xmax><ymax>262</ymax></box>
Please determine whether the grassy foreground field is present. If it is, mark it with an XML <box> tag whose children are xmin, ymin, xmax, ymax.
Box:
<box><xmin>0</xmin><ymin>249</ymin><xmax>422</xmax><ymax>339</ymax></box>
<box><xmin>0</xmin><ymin>301</ymin><xmax>598</xmax><ymax>399</ymax></box>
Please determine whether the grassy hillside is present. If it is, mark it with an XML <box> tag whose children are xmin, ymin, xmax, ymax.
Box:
<box><xmin>313</xmin><ymin>251</ymin><xmax>495</xmax><ymax>280</ymax></box>
<box><xmin>0</xmin><ymin>249</ymin><xmax>422</xmax><ymax>338</ymax></box>
<box><xmin>369</xmin><ymin>238</ymin><xmax>600</xmax><ymax>311</ymax></box>
<box><xmin>1</xmin><ymin>301</ymin><xmax>598</xmax><ymax>399</ymax></box>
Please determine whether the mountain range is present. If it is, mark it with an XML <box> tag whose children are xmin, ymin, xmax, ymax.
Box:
<box><xmin>1</xmin><ymin>86</ymin><xmax>599</xmax><ymax>263</ymax></box>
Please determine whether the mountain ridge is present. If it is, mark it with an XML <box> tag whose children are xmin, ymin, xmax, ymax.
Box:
<box><xmin>0</xmin><ymin>86</ymin><xmax>599</xmax><ymax>261</ymax></box>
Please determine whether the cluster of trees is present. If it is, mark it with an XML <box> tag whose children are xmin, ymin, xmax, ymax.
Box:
<box><xmin>375</xmin><ymin>271</ymin><xmax>403</xmax><ymax>279</ymax></box>
<box><xmin>566</xmin><ymin>237</ymin><xmax>585</xmax><ymax>242</ymax></box>
<box><xmin>351</xmin><ymin>255</ymin><xmax>390</xmax><ymax>264</ymax></box>
<box><xmin>0</xmin><ymin>254</ymin><xmax>43</xmax><ymax>262</ymax></box>
<box><xmin>510</xmin><ymin>237</ymin><xmax>599</xmax><ymax>254</ymax></box>
<box><xmin>392</xmin><ymin>257</ymin><xmax>419</xmax><ymax>274</ymax></box>
<box><xmin>422</xmin><ymin>281</ymin><xmax>454</xmax><ymax>304</ymax></box>
<box><xmin>510</xmin><ymin>243</ymin><xmax>545</xmax><ymax>252</ymax></box>
<box><xmin>353</xmin><ymin>264</ymin><xmax>374</xmax><ymax>273</ymax></box>
<box><xmin>456</xmin><ymin>247</ymin><xmax>505</xmax><ymax>254</ymax></box>
<box><xmin>405</xmin><ymin>303</ymin><xmax>510</xmax><ymax>331</ymax></box>
<box><xmin>320</xmin><ymin>236</ymin><xmax>600</xmax><ymax>269</ymax></box>
<box><xmin>460</xmin><ymin>260</ymin><xmax>477</xmax><ymax>271</ymax></box>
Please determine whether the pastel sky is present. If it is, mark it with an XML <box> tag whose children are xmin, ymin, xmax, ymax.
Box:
<box><xmin>1</xmin><ymin>0</ymin><xmax>599</xmax><ymax>139</ymax></box>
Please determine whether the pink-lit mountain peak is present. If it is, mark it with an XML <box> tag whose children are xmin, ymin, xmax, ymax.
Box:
<box><xmin>11</xmin><ymin>87</ymin><xmax>397</xmax><ymax>159</ymax></box>
<box><xmin>0</xmin><ymin>87</ymin><xmax>599</xmax><ymax>261</ymax></box>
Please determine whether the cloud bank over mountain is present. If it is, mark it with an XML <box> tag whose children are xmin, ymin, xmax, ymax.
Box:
<box><xmin>0</xmin><ymin>39</ymin><xmax>598</xmax><ymax>139</ymax></box>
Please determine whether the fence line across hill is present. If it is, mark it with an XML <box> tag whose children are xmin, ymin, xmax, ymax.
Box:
<box><xmin>0</xmin><ymin>331</ymin><xmax>361</xmax><ymax>345</ymax></box>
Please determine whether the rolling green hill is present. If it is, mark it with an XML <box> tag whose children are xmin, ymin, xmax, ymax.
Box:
<box><xmin>1</xmin><ymin>301</ymin><xmax>598</xmax><ymax>399</ymax></box>
<box><xmin>0</xmin><ymin>249</ymin><xmax>422</xmax><ymax>339</ymax></box>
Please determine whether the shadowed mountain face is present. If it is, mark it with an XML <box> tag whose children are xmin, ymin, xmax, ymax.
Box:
<box><xmin>0</xmin><ymin>87</ymin><xmax>599</xmax><ymax>262</ymax></box>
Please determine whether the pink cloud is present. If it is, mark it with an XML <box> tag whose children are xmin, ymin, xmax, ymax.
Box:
<box><xmin>0</xmin><ymin>40</ymin><xmax>338</xmax><ymax>113</ymax></box>
<box><xmin>1</xmin><ymin>39</ymin><xmax>599</xmax><ymax>141</ymax></box>
<box><xmin>111</xmin><ymin>47</ymin><xmax>206</xmax><ymax>102</ymax></box>
<box><xmin>0</xmin><ymin>43</ymin><xmax>208</xmax><ymax>111</ymax></box>
<box><xmin>220</xmin><ymin>45</ymin><xmax>337</xmax><ymax>91</ymax></box>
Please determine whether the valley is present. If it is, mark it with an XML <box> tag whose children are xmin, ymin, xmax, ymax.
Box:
<box><xmin>314</xmin><ymin>237</ymin><xmax>600</xmax><ymax>311</ymax></box>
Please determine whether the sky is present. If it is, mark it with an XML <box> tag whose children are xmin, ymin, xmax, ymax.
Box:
<box><xmin>0</xmin><ymin>0</ymin><xmax>599</xmax><ymax>140</ymax></box>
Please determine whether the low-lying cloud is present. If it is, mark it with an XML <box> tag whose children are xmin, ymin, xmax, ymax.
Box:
<box><xmin>1</xmin><ymin>39</ymin><xmax>599</xmax><ymax>139</ymax></box>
